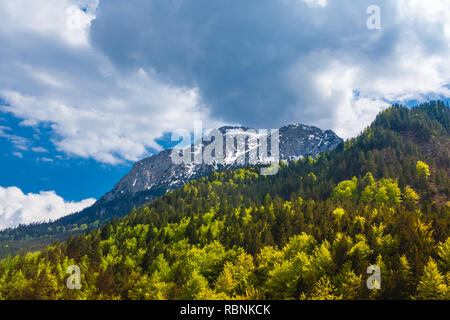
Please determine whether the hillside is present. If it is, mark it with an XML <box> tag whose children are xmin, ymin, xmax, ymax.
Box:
<box><xmin>0</xmin><ymin>101</ymin><xmax>449</xmax><ymax>300</ymax></box>
<box><xmin>0</xmin><ymin>124</ymin><xmax>342</xmax><ymax>258</ymax></box>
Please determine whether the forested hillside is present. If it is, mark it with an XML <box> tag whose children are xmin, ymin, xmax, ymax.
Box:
<box><xmin>0</xmin><ymin>185</ymin><xmax>169</xmax><ymax>259</ymax></box>
<box><xmin>0</xmin><ymin>123</ymin><xmax>341</xmax><ymax>259</ymax></box>
<box><xmin>0</xmin><ymin>102</ymin><xmax>449</xmax><ymax>300</ymax></box>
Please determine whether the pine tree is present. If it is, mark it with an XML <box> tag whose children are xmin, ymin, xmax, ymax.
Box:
<box><xmin>415</xmin><ymin>259</ymin><xmax>448</xmax><ymax>300</ymax></box>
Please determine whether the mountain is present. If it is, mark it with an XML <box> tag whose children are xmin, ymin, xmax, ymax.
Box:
<box><xmin>101</xmin><ymin>124</ymin><xmax>342</xmax><ymax>203</ymax></box>
<box><xmin>0</xmin><ymin>101</ymin><xmax>448</xmax><ymax>300</ymax></box>
<box><xmin>0</xmin><ymin>123</ymin><xmax>342</xmax><ymax>258</ymax></box>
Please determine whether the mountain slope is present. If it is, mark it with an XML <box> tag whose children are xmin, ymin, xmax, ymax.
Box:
<box><xmin>0</xmin><ymin>123</ymin><xmax>342</xmax><ymax>258</ymax></box>
<box><xmin>101</xmin><ymin>124</ymin><xmax>341</xmax><ymax>202</ymax></box>
<box><xmin>0</xmin><ymin>101</ymin><xmax>448</xmax><ymax>300</ymax></box>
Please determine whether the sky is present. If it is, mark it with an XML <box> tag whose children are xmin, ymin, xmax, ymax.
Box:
<box><xmin>0</xmin><ymin>0</ymin><xmax>449</xmax><ymax>229</ymax></box>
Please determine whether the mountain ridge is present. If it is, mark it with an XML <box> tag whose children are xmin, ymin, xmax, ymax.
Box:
<box><xmin>0</xmin><ymin>101</ymin><xmax>448</xmax><ymax>300</ymax></box>
<box><xmin>0</xmin><ymin>122</ymin><xmax>343</xmax><ymax>257</ymax></box>
<box><xmin>102</xmin><ymin>123</ymin><xmax>342</xmax><ymax>202</ymax></box>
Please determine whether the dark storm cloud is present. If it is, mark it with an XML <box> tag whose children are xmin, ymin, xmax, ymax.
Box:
<box><xmin>90</xmin><ymin>0</ymin><xmax>404</xmax><ymax>131</ymax></box>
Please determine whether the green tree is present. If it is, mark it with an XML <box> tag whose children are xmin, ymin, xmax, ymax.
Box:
<box><xmin>303</xmin><ymin>276</ymin><xmax>341</xmax><ymax>300</ymax></box>
<box><xmin>416</xmin><ymin>161</ymin><xmax>431</xmax><ymax>180</ymax></box>
<box><xmin>415</xmin><ymin>259</ymin><xmax>448</xmax><ymax>300</ymax></box>
<box><xmin>437</xmin><ymin>238</ymin><xmax>450</xmax><ymax>273</ymax></box>
<box><xmin>403</xmin><ymin>185</ymin><xmax>420</xmax><ymax>210</ymax></box>
<box><xmin>332</xmin><ymin>178</ymin><xmax>358</xmax><ymax>203</ymax></box>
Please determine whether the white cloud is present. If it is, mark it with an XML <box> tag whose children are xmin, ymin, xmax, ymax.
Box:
<box><xmin>0</xmin><ymin>67</ymin><xmax>220</xmax><ymax>164</ymax></box>
<box><xmin>31</xmin><ymin>146</ymin><xmax>48</xmax><ymax>153</ymax></box>
<box><xmin>0</xmin><ymin>0</ymin><xmax>449</xmax><ymax>161</ymax></box>
<box><xmin>284</xmin><ymin>0</ymin><xmax>450</xmax><ymax>138</ymax></box>
<box><xmin>0</xmin><ymin>125</ymin><xmax>29</xmax><ymax>151</ymax></box>
<box><xmin>288</xmin><ymin>48</ymin><xmax>450</xmax><ymax>138</ymax></box>
<box><xmin>302</xmin><ymin>0</ymin><xmax>327</xmax><ymax>8</ymax></box>
<box><xmin>0</xmin><ymin>186</ymin><xmax>95</xmax><ymax>230</ymax></box>
<box><xmin>0</xmin><ymin>0</ymin><xmax>221</xmax><ymax>164</ymax></box>
<box><xmin>0</xmin><ymin>0</ymin><xmax>96</xmax><ymax>47</ymax></box>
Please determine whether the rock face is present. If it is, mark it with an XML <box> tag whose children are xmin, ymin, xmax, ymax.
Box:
<box><xmin>100</xmin><ymin>124</ymin><xmax>343</xmax><ymax>205</ymax></box>
<box><xmin>0</xmin><ymin>123</ymin><xmax>342</xmax><ymax>254</ymax></box>
<box><xmin>279</xmin><ymin>124</ymin><xmax>343</xmax><ymax>160</ymax></box>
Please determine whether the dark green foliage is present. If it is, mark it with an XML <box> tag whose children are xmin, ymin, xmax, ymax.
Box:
<box><xmin>0</xmin><ymin>102</ymin><xmax>449</xmax><ymax>300</ymax></box>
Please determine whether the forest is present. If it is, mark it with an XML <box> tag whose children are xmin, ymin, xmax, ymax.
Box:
<box><xmin>0</xmin><ymin>101</ymin><xmax>449</xmax><ymax>300</ymax></box>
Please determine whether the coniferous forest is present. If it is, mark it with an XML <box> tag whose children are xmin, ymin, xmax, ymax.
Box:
<box><xmin>0</xmin><ymin>102</ymin><xmax>449</xmax><ymax>300</ymax></box>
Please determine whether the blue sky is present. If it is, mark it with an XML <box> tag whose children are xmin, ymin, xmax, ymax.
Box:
<box><xmin>0</xmin><ymin>0</ymin><xmax>449</xmax><ymax>229</ymax></box>
<box><xmin>0</xmin><ymin>111</ymin><xmax>130</xmax><ymax>201</ymax></box>
<box><xmin>0</xmin><ymin>104</ymin><xmax>175</xmax><ymax>201</ymax></box>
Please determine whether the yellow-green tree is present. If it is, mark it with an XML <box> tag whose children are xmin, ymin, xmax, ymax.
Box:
<box><xmin>415</xmin><ymin>259</ymin><xmax>448</xmax><ymax>300</ymax></box>
<box><xmin>416</xmin><ymin>161</ymin><xmax>430</xmax><ymax>180</ymax></box>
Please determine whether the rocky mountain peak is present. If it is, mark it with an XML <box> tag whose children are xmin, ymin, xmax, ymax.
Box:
<box><xmin>100</xmin><ymin>123</ymin><xmax>342</xmax><ymax>204</ymax></box>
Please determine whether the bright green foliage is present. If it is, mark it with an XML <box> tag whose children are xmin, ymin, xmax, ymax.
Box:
<box><xmin>256</xmin><ymin>246</ymin><xmax>283</xmax><ymax>282</ymax></box>
<box><xmin>335</xmin><ymin>263</ymin><xmax>362</xmax><ymax>299</ymax></box>
<box><xmin>332</xmin><ymin>208</ymin><xmax>345</xmax><ymax>222</ymax></box>
<box><xmin>415</xmin><ymin>259</ymin><xmax>448</xmax><ymax>300</ymax></box>
<box><xmin>377</xmin><ymin>179</ymin><xmax>402</xmax><ymax>206</ymax></box>
<box><xmin>335</xmin><ymin>176</ymin><xmax>403</xmax><ymax>207</ymax></box>
<box><xmin>416</xmin><ymin>161</ymin><xmax>431</xmax><ymax>180</ymax></box>
<box><xmin>182</xmin><ymin>270</ymin><xmax>209</xmax><ymax>299</ymax></box>
<box><xmin>332</xmin><ymin>177</ymin><xmax>358</xmax><ymax>202</ymax></box>
<box><xmin>353</xmin><ymin>216</ymin><xmax>366</xmax><ymax>232</ymax></box>
<box><xmin>310</xmin><ymin>242</ymin><xmax>334</xmax><ymax>279</ymax></box>
<box><xmin>282</xmin><ymin>233</ymin><xmax>316</xmax><ymax>259</ymax></box>
<box><xmin>265</xmin><ymin>251</ymin><xmax>310</xmax><ymax>299</ymax></box>
<box><xmin>305</xmin><ymin>276</ymin><xmax>341</xmax><ymax>300</ymax></box>
<box><xmin>437</xmin><ymin>238</ymin><xmax>450</xmax><ymax>273</ymax></box>
<box><xmin>0</xmin><ymin>102</ymin><xmax>449</xmax><ymax>300</ymax></box>
<box><xmin>215</xmin><ymin>252</ymin><xmax>255</xmax><ymax>297</ymax></box>
<box><xmin>403</xmin><ymin>185</ymin><xmax>420</xmax><ymax>210</ymax></box>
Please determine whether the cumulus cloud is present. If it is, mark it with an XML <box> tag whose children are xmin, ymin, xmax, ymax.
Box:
<box><xmin>0</xmin><ymin>0</ymin><xmax>96</xmax><ymax>47</ymax></box>
<box><xmin>0</xmin><ymin>68</ymin><xmax>219</xmax><ymax>163</ymax></box>
<box><xmin>0</xmin><ymin>186</ymin><xmax>95</xmax><ymax>230</ymax></box>
<box><xmin>0</xmin><ymin>0</ymin><xmax>449</xmax><ymax>164</ymax></box>
<box><xmin>0</xmin><ymin>0</ymin><xmax>221</xmax><ymax>164</ymax></box>
<box><xmin>89</xmin><ymin>0</ymin><xmax>450</xmax><ymax>139</ymax></box>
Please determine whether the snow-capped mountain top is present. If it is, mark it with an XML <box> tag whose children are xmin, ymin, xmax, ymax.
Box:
<box><xmin>99</xmin><ymin>124</ymin><xmax>342</xmax><ymax>204</ymax></box>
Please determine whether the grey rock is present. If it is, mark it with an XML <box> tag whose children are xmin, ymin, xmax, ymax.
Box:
<box><xmin>100</xmin><ymin>124</ymin><xmax>342</xmax><ymax>204</ymax></box>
